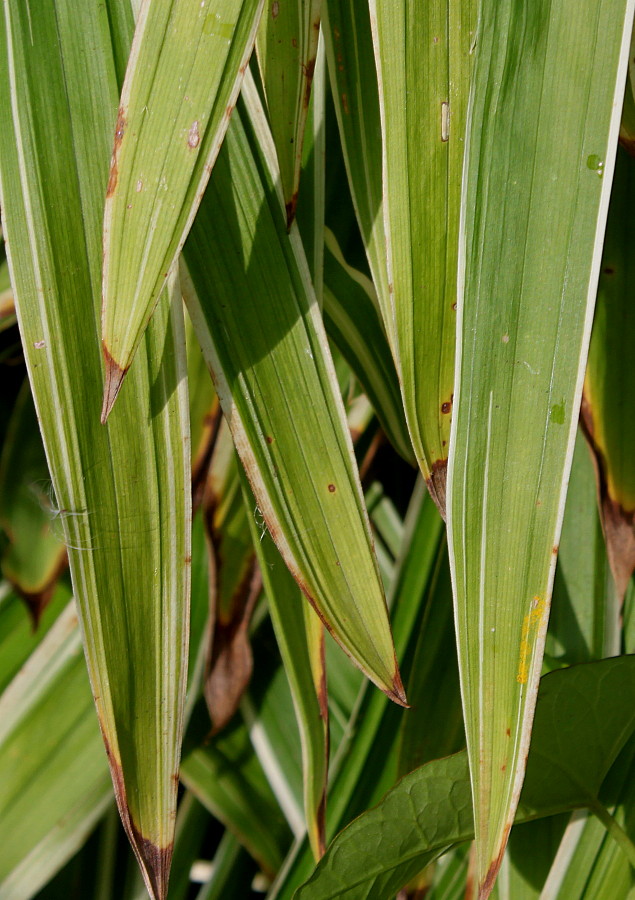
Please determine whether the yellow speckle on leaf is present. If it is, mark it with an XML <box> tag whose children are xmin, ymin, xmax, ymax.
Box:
<box><xmin>517</xmin><ymin>596</ymin><xmax>546</xmax><ymax>684</ymax></box>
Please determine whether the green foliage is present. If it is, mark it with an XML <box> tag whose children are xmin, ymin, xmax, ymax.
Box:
<box><xmin>1</xmin><ymin>2</ymin><xmax>635</xmax><ymax>899</ymax></box>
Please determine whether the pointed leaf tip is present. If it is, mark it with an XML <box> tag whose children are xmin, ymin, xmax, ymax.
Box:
<box><xmin>100</xmin><ymin>342</ymin><xmax>128</xmax><ymax>423</ymax></box>
<box><xmin>387</xmin><ymin>665</ymin><xmax>409</xmax><ymax>708</ymax></box>
<box><xmin>425</xmin><ymin>459</ymin><xmax>448</xmax><ymax>520</ymax></box>
<box><xmin>478</xmin><ymin>828</ymin><xmax>511</xmax><ymax>900</ymax></box>
<box><xmin>129</xmin><ymin>821</ymin><xmax>174</xmax><ymax>900</ymax></box>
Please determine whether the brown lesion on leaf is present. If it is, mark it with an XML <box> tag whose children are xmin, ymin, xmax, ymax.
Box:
<box><xmin>99</xmin><ymin>730</ymin><xmax>174</xmax><ymax>900</ymax></box>
<box><xmin>106</xmin><ymin>107</ymin><xmax>127</xmax><ymax>198</ymax></box>
<box><xmin>580</xmin><ymin>390</ymin><xmax>635</xmax><ymax>599</ymax></box>
<box><xmin>100</xmin><ymin>342</ymin><xmax>129</xmax><ymax>424</ymax></box>
<box><xmin>478</xmin><ymin>822</ymin><xmax>512</xmax><ymax>900</ymax></box>
<box><xmin>426</xmin><ymin>458</ymin><xmax>448</xmax><ymax>521</ymax></box>
<box><xmin>11</xmin><ymin>547</ymin><xmax>68</xmax><ymax>628</ymax></box>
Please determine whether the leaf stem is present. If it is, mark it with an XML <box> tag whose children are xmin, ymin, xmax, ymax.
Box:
<box><xmin>591</xmin><ymin>800</ymin><xmax>635</xmax><ymax>869</ymax></box>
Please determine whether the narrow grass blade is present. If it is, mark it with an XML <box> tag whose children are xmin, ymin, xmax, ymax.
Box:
<box><xmin>256</xmin><ymin>0</ymin><xmax>322</xmax><ymax>226</ymax></box>
<box><xmin>321</xmin><ymin>0</ymin><xmax>392</xmax><ymax>352</ymax></box>
<box><xmin>0</xmin><ymin>601</ymin><xmax>112</xmax><ymax>899</ymax></box>
<box><xmin>369</xmin><ymin>0</ymin><xmax>476</xmax><ymax>516</ymax></box>
<box><xmin>322</xmin><ymin>228</ymin><xmax>414</xmax><ymax>464</ymax></box>
<box><xmin>183</xmin><ymin>82</ymin><xmax>405</xmax><ymax>704</ymax></box>
<box><xmin>296</xmin><ymin>657</ymin><xmax>635</xmax><ymax>900</ymax></box>
<box><xmin>244</xmin><ymin>470</ymin><xmax>328</xmax><ymax>860</ymax></box>
<box><xmin>446</xmin><ymin>3</ymin><xmax>634</xmax><ymax>894</ymax></box>
<box><xmin>0</xmin><ymin>4</ymin><xmax>191</xmax><ymax>896</ymax></box>
<box><xmin>203</xmin><ymin>421</ymin><xmax>259</xmax><ymax>734</ymax></box>
<box><xmin>582</xmin><ymin>148</ymin><xmax>635</xmax><ymax>599</ymax></box>
<box><xmin>0</xmin><ymin>381</ymin><xmax>67</xmax><ymax>624</ymax></box>
<box><xmin>100</xmin><ymin>0</ymin><xmax>265</xmax><ymax>417</ymax></box>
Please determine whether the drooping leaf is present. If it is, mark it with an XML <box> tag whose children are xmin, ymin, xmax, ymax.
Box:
<box><xmin>446</xmin><ymin>2</ymin><xmax>634</xmax><ymax>893</ymax></box>
<box><xmin>256</xmin><ymin>0</ymin><xmax>323</xmax><ymax>225</ymax></box>
<box><xmin>369</xmin><ymin>0</ymin><xmax>476</xmax><ymax>515</ymax></box>
<box><xmin>0</xmin><ymin>380</ymin><xmax>67</xmax><ymax>624</ymax></box>
<box><xmin>0</xmin><ymin>4</ymin><xmax>191</xmax><ymax>895</ymax></box>
<box><xmin>295</xmin><ymin>656</ymin><xmax>635</xmax><ymax>900</ymax></box>
<box><xmin>582</xmin><ymin>147</ymin><xmax>635</xmax><ymax>599</ymax></box>
<box><xmin>183</xmin><ymin>76</ymin><xmax>405</xmax><ymax>704</ymax></box>
<box><xmin>100</xmin><ymin>0</ymin><xmax>265</xmax><ymax>416</ymax></box>
<box><xmin>0</xmin><ymin>600</ymin><xmax>112</xmax><ymax>899</ymax></box>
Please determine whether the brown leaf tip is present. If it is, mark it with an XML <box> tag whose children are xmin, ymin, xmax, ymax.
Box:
<box><xmin>426</xmin><ymin>458</ymin><xmax>448</xmax><ymax>521</ymax></box>
<box><xmin>387</xmin><ymin>663</ymin><xmax>409</xmax><ymax>708</ymax></box>
<box><xmin>130</xmin><ymin>819</ymin><xmax>174</xmax><ymax>900</ymax></box>
<box><xmin>478</xmin><ymin>825</ymin><xmax>511</xmax><ymax>900</ymax></box>
<box><xmin>101</xmin><ymin>342</ymin><xmax>129</xmax><ymax>423</ymax></box>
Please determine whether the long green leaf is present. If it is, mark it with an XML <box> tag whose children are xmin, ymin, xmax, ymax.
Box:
<box><xmin>100</xmin><ymin>0</ymin><xmax>265</xmax><ymax>417</ymax></box>
<box><xmin>369</xmin><ymin>0</ymin><xmax>476</xmax><ymax>515</ymax></box>
<box><xmin>183</xmin><ymin>77</ymin><xmax>405</xmax><ymax>704</ymax></box>
<box><xmin>295</xmin><ymin>656</ymin><xmax>635</xmax><ymax>900</ymax></box>
<box><xmin>446</xmin><ymin>2</ymin><xmax>634</xmax><ymax>894</ymax></box>
<box><xmin>256</xmin><ymin>0</ymin><xmax>322</xmax><ymax>225</ymax></box>
<box><xmin>0</xmin><ymin>600</ymin><xmax>111</xmax><ymax>900</ymax></box>
<box><xmin>0</xmin><ymin>4</ymin><xmax>191</xmax><ymax>896</ymax></box>
<box><xmin>245</xmin><ymin>471</ymin><xmax>329</xmax><ymax>861</ymax></box>
<box><xmin>321</xmin><ymin>0</ymin><xmax>391</xmax><ymax>350</ymax></box>
<box><xmin>582</xmin><ymin>147</ymin><xmax>635</xmax><ymax>599</ymax></box>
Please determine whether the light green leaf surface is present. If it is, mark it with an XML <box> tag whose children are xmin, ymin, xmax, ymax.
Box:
<box><xmin>322</xmin><ymin>228</ymin><xmax>413</xmax><ymax>463</ymax></box>
<box><xmin>295</xmin><ymin>657</ymin><xmax>635</xmax><ymax>900</ymax></box>
<box><xmin>183</xmin><ymin>79</ymin><xmax>404</xmax><ymax>704</ymax></box>
<box><xmin>100</xmin><ymin>0</ymin><xmax>265</xmax><ymax>414</ymax></box>
<box><xmin>0</xmin><ymin>3</ymin><xmax>191</xmax><ymax>896</ymax></box>
<box><xmin>0</xmin><ymin>600</ymin><xmax>112</xmax><ymax>900</ymax></box>
<box><xmin>582</xmin><ymin>147</ymin><xmax>635</xmax><ymax>598</ymax></box>
<box><xmin>370</xmin><ymin>0</ymin><xmax>476</xmax><ymax>514</ymax></box>
<box><xmin>245</xmin><ymin>470</ymin><xmax>328</xmax><ymax>861</ymax></box>
<box><xmin>256</xmin><ymin>0</ymin><xmax>322</xmax><ymax>225</ymax></box>
<box><xmin>446</xmin><ymin>2</ymin><xmax>634</xmax><ymax>893</ymax></box>
<box><xmin>0</xmin><ymin>381</ymin><xmax>67</xmax><ymax>624</ymax></box>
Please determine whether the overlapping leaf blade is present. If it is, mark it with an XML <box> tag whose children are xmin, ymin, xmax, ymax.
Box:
<box><xmin>101</xmin><ymin>0</ymin><xmax>265</xmax><ymax>416</ymax></box>
<box><xmin>582</xmin><ymin>147</ymin><xmax>635</xmax><ymax>599</ymax></box>
<box><xmin>183</xmin><ymin>78</ymin><xmax>405</xmax><ymax>704</ymax></box>
<box><xmin>446</xmin><ymin>1</ymin><xmax>634</xmax><ymax>894</ymax></box>
<box><xmin>0</xmin><ymin>600</ymin><xmax>111</xmax><ymax>899</ymax></box>
<box><xmin>256</xmin><ymin>0</ymin><xmax>322</xmax><ymax>226</ymax></box>
<box><xmin>296</xmin><ymin>657</ymin><xmax>635</xmax><ymax>900</ymax></box>
<box><xmin>369</xmin><ymin>0</ymin><xmax>476</xmax><ymax>514</ymax></box>
<box><xmin>0</xmin><ymin>2</ymin><xmax>191</xmax><ymax>896</ymax></box>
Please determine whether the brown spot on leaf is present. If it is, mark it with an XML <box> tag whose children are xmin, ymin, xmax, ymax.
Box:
<box><xmin>106</xmin><ymin>160</ymin><xmax>118</xmax><ymax>197</ymax></box>
<box><xmin>303</xmin><ymin>57</ymin><xmax>316</xmax><ymax>110</ymax></box>
<box><xmin>266</xmin><ymin>435</ymin><xmax>273</xmax><ymax>444</ymax></box>
<box><xmin>328</xmin><ymin>483</ymin><xmax>336</xmax><ymax>493</ymax></box>
<box><xmin>603</xmin><ymin>267</ymin><xmax>615</xmax><ymax>275</ymax></box>
<box><xmin>106</xmin><ymin>107</ymin><xmax>126</xmax><ymax>198</ymax></box>
<box><xmin>184</xmin><ymin>555</ymin><xmax>192</xmax><ymax>565</ymax></box>
<box><xmin>552</xmin><ymin>545</ymin><xmax>558</xmax><ymax>556</ymax></box>
<box><xmin>341</xmin><ymin>92</ymin><xmax>350</xmax><ymax>115</ymax></box>
<box><xmin>426</xmin><ymin>458</ymin><xmax>447</xmax><ymax>520</ymax></box>
<box><xmin>506</xmin><ymin>728</ymin><xmax>511</xmax><ymax>736</ymax></box>
<box><xmin>441</xmin><ymin>400</ymin><xmax>452</xmax><ymax>414</ymax></box>
<box><xmin>100</xmin><ymin>342</ymin><xmax>129</xmax><ymax>423</ymax></box>
<box><xmin>271</xmin><ymin>0</ymin><xmax>279</xmax><ymax>17</ymax></box>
